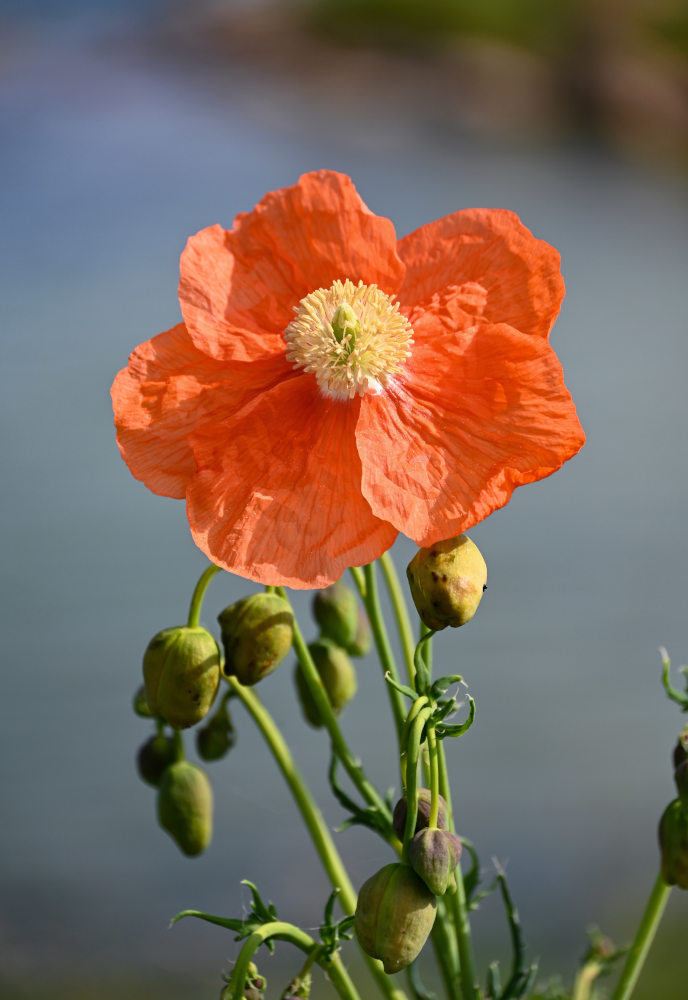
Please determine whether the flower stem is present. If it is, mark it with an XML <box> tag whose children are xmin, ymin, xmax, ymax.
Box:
<box><xmin>438</xmin><ymin>740</ymin><xmax>479</xmax><ymax>1000</ymax></box>
<box><xmin>225</xmin><ymin>921</ymin><xmax>361</xmax><ymax>1000</ymax></box>
<box><xmin>361</xmin><ymin>562</ymin><xmax>406</xmax><ymax>742</ymax></box>
<box><xmin>427</xmin><ymin>723</ymin><xmax>440</xmax><ymax>829</ymax></box>
<box><xmin>609</xmin><ymin>872</ymin><xmax>672</xmax><ymax>1000</ymax></box>
<box><xmin>379</xmin><ymin>551</ymin><xmax>416</xmax><ymax>688</ymax></box>
<box><xmin>227</xmin><ymin>676</ymin><xmax>406</xmax><ymax>1000</ymax></box>
<box><xmin>187</xmin><ymin>563</ymin><xmax>221</xmax><ymax>628</ymax></box>
<box><xmin>278</xmin><ymin>589</ymin><xmax>392</xmax><ymax>821</ymax></box>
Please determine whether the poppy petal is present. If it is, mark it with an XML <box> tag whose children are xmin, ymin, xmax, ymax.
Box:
<box><xmin>398</xmin><ymin>209</ymin><xmax>564</xmax><ymax>340</ymax></box>
<box><xmin>356</xmin><ymin>320</ymin><xmax>585</xmax><ymax>545</ymax></box>
<box><xmin>179</xmin><ymin>170</ymin><xmax>405</xmax><ymax>362</ymax></box>
<box><xmin>186</xmin><ymin>376</ymin><xmax>398</xmax><ymax>588</ymax></box>
<box><xmin>111</xmin><ymin>323</ymin><xmax>291</xmax><ymax>498</ymax></box>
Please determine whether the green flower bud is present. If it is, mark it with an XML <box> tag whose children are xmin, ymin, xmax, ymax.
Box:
<box><xmin>143</xmin><ymin>626</ymin><xmax>221</xmax><ymax>729</ymax></box>
<box><xmin>658</xmin><ymin>798</ymin><xmax>688</xmax><ymax>889</ymax></box>
<box><xmin>408</xmin><ymin>828</ymin><xmax>462</xmax><ymax>895</ymax></box>
<box><xmin>392</xmin><ymin>788</ymin><xmax>448</xmax><ymax>841</ymax></box>
<box><xmin>348</xmin><ymin>604</ymin><xmax>372</xmax><ymax>657</ymax></box>
<box><xmin>218</xmin><ymin>594</ymin><xmax>294</xmax><ymax>686</ymax></box>
<box><xmin>136</xmin><ymin>733</ymin><xmax>177</xmax><ymax>787</ymax></box>
<box><xmin>355</xmin><ymin>862</ymin><xmax>437</xmax><ymax>973</ymax></box>
<box><xmin>132</xmin><ymin>683</ymin><xmax>154</xmax><ymax>718</ymax></box>
<box><xmin>675</xmin><ymin>761</ymin><xmax>688</xmax><ymax>813</ymax></box>
<box><xmin>673</xmin><ymin>725</ymin><xmax>688</xmax><ymax>769</ymax></box>
<box><xmin>294</xmin><ymin>638</ymin><xmax>357</xmax><ymax>728</ymax></box>
<box><xmin>157</xmin><ymin>760</ymin><xmax>213</xmax><ymax>857</ymax></box>
<box><xmin>407</xmin><ymin>534</ymin><xmax>487</xmax><ymax>631</ymax></box>
<box><xmin>280</xmin><ymin>971</ymin><xmax>311</xmax><ymax>999</ymax></box>
<box><xmin>312</xmin><ymin>581</ymin><xmax>359</xmax><ymax>649</ymax></box>
<box><xmin>196</xmin><ymin>700</ymin><xmax>236</xmax><ymax>762</ymax></box>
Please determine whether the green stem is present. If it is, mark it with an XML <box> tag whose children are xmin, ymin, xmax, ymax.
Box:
<box><xmin>438</xmin><ymin>740</ymin><xmax>479</xmax><ymax>1000</ymax></box>
<box><xmin>171</xmin><ymin>728</ymin><xmax>185</xmax><ymax>762</ymax></box>
<box><xmin>420</xmin><ymin>621</ymin><xmax>433</xmax><ymax>677</ymax></box>
<box><xmin>187</xmin><ymin>563</ymin><xmax>221</xmax><ymax>628</ymax></box>
<box><xmin>379</xmin><ymin>551</ymin><xmax>416</xmax><ymax>688</ymax></box>
<box><xmin>362</xmin><ymin>562</ymin><xmax>406</xmax><ymax>742</ymax></box>
<box><xmin>278</xmin><ymin>589</ymin><xmax>391</xmax><ymax>820</ymax></box>
<box><xmin>572</xmin><ymin>961</ymin><xmax>603</xmax><ymax>1000</ymax></box>
<box><xmin>349</xmin><ymin>565</ymin><xmax>366</xmax><ymax>597</ymax></box>
<box><xmin>427</xmin><ymin>723</ymin><xmax>440</xmax><ymax>829</ymax></box>
<box><xmin>402</xmin><ymin>707</ymin><xmax>432</xmax><ymax>861</ymax></box>
<box><xmin>227</xmin><ymin>677</ymin><xmax>406</xmax><ymax>1000</ymax></box>
<box><xmin>431</xmin><ymin>899</ymin><xmax>462</xmax><ymax>1000</ymax></box>
<box><xmin>610</xmin><ymin>872</ymin><xmax>672</xmax><ymax>1000</ymax></box>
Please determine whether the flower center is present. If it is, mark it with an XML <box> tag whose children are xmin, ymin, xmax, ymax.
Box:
<box><xmin>284</xmin><ymin>279</ymin><xmax>414</xmax><ymax>400</ymax></box>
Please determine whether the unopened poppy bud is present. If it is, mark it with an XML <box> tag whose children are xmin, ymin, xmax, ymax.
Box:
<box><xmin>143</xmin><ymin>626</ymin><xmax>221</xmax><ymax>729</ymax></box>
<box><xmin>196</xmin><ymin>701</ymin><xmax>235</xmax><ymax>761</ymax></box>
<box><xmin>348</xmin><ymin>604</ymin><xmax>372</xmax><ymax>657</ymax></box>
<box><xmin>674</xmin><ymin>761</ymin><xmax>688</xmax><ymax>813</ymax></box>
<box><xmin>658</xmin><ymin>798</ymin><xmax>688</xmax><ymax>889</ymax></box>
<box><xmin>218</xmin><ymin>594</ymin><xmax>294</xmax><ymax>686</ymax></box>
<box><xmin>157</xmin><ymin>760</ymin><xmax>213</xmax><ymax>857</ymax></box>
<box><xmin>133</xmin><ymin>683</ymin><xmax>154</xmax><ymax>718</ymax></box>
<box><xmin>294</xmin><ymin>638</ymin><xmax>357</xmax><ymax>727</ymax></box>
<box><xmin>408</xmin><ymin>827</ymin><xmax>462</xmax><ymax>895</ymax></box>
<box><xmin>673</xmin><ymin>725</ymin><xmax>688</xmax><ymax>769</ymax></box>
<box><xmin>355</xmin><ymin>862</ymin><xmax>437</xmax><ymax>973</ymax></box>
<box><xmin>136</xmin><ymin>733</ymin><xmax>177</xmax><ymax>787</ymax></box>
<box><xmin>312</xmin><ymin>581</ymin><xmax>359</xmax><ymax>649</ymax></box>
<box><xmin>392</xmin><ymin>788</ymin><xmax>448</xmax><ymax>840</ymax></box>
<box><xmin>407</xmin><ymin>534</ymin><xmax>487</xmax><ymax>631</ymax></box>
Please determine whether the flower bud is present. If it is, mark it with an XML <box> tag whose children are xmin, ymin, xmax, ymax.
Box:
<box><xmin>408</xmin><ymin>827</ymin><xmax>462</xmax><ymax>895</ymax></box>
<box><xmin>280</xmin><ymin>972</ymin><xmax>311</xmax><ymax>999</ymax></box>
<box><xmin>355</xmin><ymin>862</ymin><xmax>437</xmax><ymax>973</ymax></box>
<box><xmin>143</xmin><ymin>626</ymin><xmax>221</xmax><ymax>729</ymax></box>
<box><xmin>658</xmin><ymin>798</ymin><xmax>688</xmax><ymax>889</ymax></box>
<box><xmin>392</xmin><ymin>788</ymin><xmax>448</xmax><ymax>841</ymax></box>
<box><xmin>312</xmin><ymin>581</ymin><xmax>359</xmax><ymax>649</ymax></box>
<box><xmin>218</xmin><ymin>594</ymin><xmax>294</xmax><ymax>686</ymax></box>
<box><xmin>157</xmin><ymin>760</ymin><xmax>213</xmax><ymax>857</ymax></box>
<box><xmin>136</xmin><ymin>733</ymin><xmax>177</xmax><ymax>787</ymax></box>
<box><xmin>294</xmin><ymin>638</ymin><xmax>357</xmax><ymax>728</ymax></box>
<box><xmin>675</xmin><ymin>761</ymin><xmax>688</xmax><ymax>813</ymax></box>
<box><xmin>673</xmin><ymin>725</ymin><xmax>688</xmax><ymax>769</ymax></box>
<box><xmin>407</xmin><ymin>534</ymin><xmax>487</xmax><ymax>631</ymax></box>
<box><xmin>132</xmin><ymin>683</ymin><xmax>153</xmax><ymax>718</ymax></box>
<box><xmin>348</xmin><ymin>604</ymin><xmax>372</xmax><ymax>657</ymax></box>
<box><xmin>196</xmin><ymin>701</ymin><xmax>236</xmax><ymax>762</ymax></box>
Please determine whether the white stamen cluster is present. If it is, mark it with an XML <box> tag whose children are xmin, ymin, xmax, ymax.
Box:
<box><xmin>284</xmin><ymin>279</ymin><xmax>414</xmax><ymax>400</ymax></box>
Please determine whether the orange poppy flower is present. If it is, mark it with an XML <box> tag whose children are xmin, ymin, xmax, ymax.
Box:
<box><xmin>112</xmin><ymin>170</ymin><xmax>584</xmax><ymax>589</ymax></box>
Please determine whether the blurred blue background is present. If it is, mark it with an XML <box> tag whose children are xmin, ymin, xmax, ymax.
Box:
<box><xmin>2</xmin><ymin>1</ymin><xmax>687</xmax><ymax>997</ymax></box>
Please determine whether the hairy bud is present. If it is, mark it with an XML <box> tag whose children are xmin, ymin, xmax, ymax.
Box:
<box><xmin>157</xmin><ymin>761</ymin><xmax>213</xmax><ymax>857</ymax></box>
<box><xmin>136</xmin><ymin>733</ymin><xmax>177</xmax><ymax>787</ymax></box>
<box><xmin>313</xmin><ymin>581</ymin><xmax>359</xmax><ymax>649</ymax></box>
<box><xmin>143</xmin><ymin>626</ymin><xmax>221</xmax><ymax>729</ymax></box>
<box><xmin>409</xmin><ymin>827</ymin><xmax>462</xmax><ymax>895</ymax></box>
<box><xmin>295</xmin><ymin>638</ymin><xmax>357</xmax><ymax>727</ymax></box>
<box><xmin>355</xmin><ymin>862</ymin><xmax>437</xmax><ymax>973</ymax></box>
<box><xmin>219</xmin><ymin>594</ymin><xmax>294</xmax><ymax>686</ymax></box>
<box><xmin>392</xmin><ymin>788</ymin><xmax>448</xmax><ymax>841</ymax></box>
<box><xmin>196</xmin><ymin>701</ymin><xmax>235</xmax><ymax>762</ymax></box>
<box><xmin>407</xmin><ymin>534</ymin><xmax>487</xmax><ymax>631</ymax></box>
<box><xmin>659</xmin><ymin>798</ymin><xmax>688</xmax><ymax>889</ymax></box>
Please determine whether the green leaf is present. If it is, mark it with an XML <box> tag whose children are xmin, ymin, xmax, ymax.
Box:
<box><xmin>436</xmin><ymin>696</ymin><xmax>475</xmax><ymax>739</ymax></box>
<box><xmin>384</xmin><ymin>671</ymin><xmax>419</xmax><ymax>701</ymax></box>
<box><xmin>406</xmin><ymin>957</ymin><xmax>437</xmax><ymax>1000</ymax></box>
<box><xmin>430</xmin><ymin>674</ymin><xmax>464</xmax><ymax>699</ymax></box>
<box><xmin>328</xmin><ymin>754</ymin><xmax>394</xmax><ymax>838</ymax></box>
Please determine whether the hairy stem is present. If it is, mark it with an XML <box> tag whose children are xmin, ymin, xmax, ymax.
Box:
<box><xmin>610</xmin><ymin>872</ymin><xmax>671</xmax><ymax>1000</ymax></box>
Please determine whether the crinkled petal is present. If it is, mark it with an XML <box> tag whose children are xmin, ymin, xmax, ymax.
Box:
<box><xmin>186</xmin><ymin>376</ymin><xmax>398</xmax><ymax>588</ymax></box>
<box><xmin>179</xmin><ymin>170</ymin><xmax>405</xmax><ymax>362</ymax></box>
<box><xmin>398</xmin><ymin>209</ymin><xmax>564</xmax><ymax>340</ymax></box>
<box><xmin>111</xmin><ymin>323</ymin><xmax>291</xmax><ymax>498</ymax></box>
<box><xmin>356</xmin><ymin>320</ymin><xmax>585</xmax><ymax>545</ymax></box>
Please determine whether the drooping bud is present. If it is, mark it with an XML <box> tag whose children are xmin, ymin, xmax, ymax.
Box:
<box><xmin>392</xmin><ymin>788</ymin><xmax>448</xmax><ymax>841</ymax></box>
<box><xmin>157</xmin><ymin>760</ymin><xmax>213</xmax><ymax>857</ymax></box>
<box><xmin>294</xmin><ymin>638</ymin><xmax>357</xmax><ymax>728</ymax></box>
<box><xmin>218</xmin><ymin>594</ymin><xmax>294</xmax><ymax>686</ymax></box>
<box><xmin>132</xmin><ymin>683</ymin><xmax>154</xmax><ymax>718</ymax></box>
<box><xmin>136</xmin><ymin>733</ymin><xmax>177</xmax><ymax>787</ymax></box>
<box><xmin>658</xmin><ymin>798</ymin><xmax>688</xmax><ymax>889</ymax></box>
<box><xmin>673</xmin><ymin>725</ymin><xmax>688</xmax><ymax>769</ymax></box>
<box><xmin>143</xmin><ymin>626</ymin><xmax>221</xmax><ymax>729</ymax></box>
<box><xmin>348</xmin><ymin>604</ymin><xmax>372</xmax><ymax>657</ymax></box>
<box><xmin>407</xmin><ymin>534</ymin><xmax>487</xmax><ymax>631</ymax></box>
<box><xmin>196</xmin><ymin>700</ymin><xmax>235</xmax><ymax>762</ymax></box>
<box><xmin>408</xmin><ymin>828</ymin><xmax>462</xmax><ymax>895</ymax></box>
<box><xmin>355</xmin><ymin>862</ymin><xmax>437</xmax><ymax>973</ymax></box>
<box><xmin>312</xmin><ymin>581</ymin><xmax>359</xmax><ymax>649</ymax></box>
<box><xmin>674</xmin><ymin>761</ymin><xmax>688</xmax><ymax>813</ymax></box>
